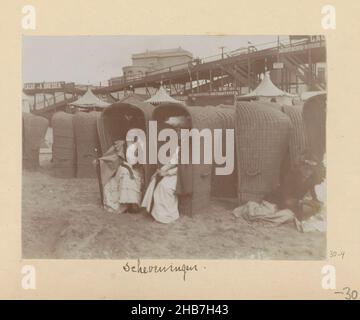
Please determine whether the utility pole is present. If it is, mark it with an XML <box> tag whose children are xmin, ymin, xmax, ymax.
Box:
<box><xmin>219</xmin><ymin>46</ymin><xmax>226</xmax><ymax>59</ymax></box>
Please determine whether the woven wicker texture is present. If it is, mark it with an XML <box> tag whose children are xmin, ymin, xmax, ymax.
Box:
<box><xmin>52</xmin><ymin>112</ymin><xmax>76</xmax><ymax>178</ymax></box>
<box><xmin>73</xmin><ymin>111</ymin><xmax>101</xmax><ymax>178</ymax></box>
<box><xmin>22</xmin><ymin>113</ymin><xmax>49</xmax><ymax>170</ymax></box>
<box><xmin>97</xmin><ymin>96</ymin><xmax>156</xmax><ymax>187</ymax></box>
<box><xmin>152</xmin><ymin>103</ymin><xmax>238</xmax><ymax>214</ymax></box>
<box><xmin>303</xmin><ymin>94</ymin><xmax>326</xmax><ymax>163</ymax></box>
<box><xmin>282</xmin><ymin>105</ymin><xmax>308</xmax><ymax>167</ymax></box>
<box><xmin>210</xmin><ymin>105</ymin><xmax>237</xmax><ymax>198</ymax></box>
<box><xmin>186</xmin><ymin>106</ymin><xmax>221</xmax><ymax>214</ymax></box>
<box><xmin>235</xmin><ymin>101</ymin><xmax>292</xmax><ymax>203</ymax></box>
<box><xmin>250</xmin><ymin>100</ymin><xmax>284</xmax><ymax>112</ymax></box>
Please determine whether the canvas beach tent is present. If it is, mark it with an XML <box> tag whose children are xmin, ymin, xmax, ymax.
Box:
<box><xmin>70</xmin><ymin>88</ymin><xmax>110</xmax><ymax>110</ymax></box>
<box><xmin>145</xmin><ymin>86</ymin><xmax>184</xmax><ymax>105</ymax></box>
<box><xmin>240</xmin><ymin>72</ymin><xmax>297</xmax><ymax>106</ymax></box>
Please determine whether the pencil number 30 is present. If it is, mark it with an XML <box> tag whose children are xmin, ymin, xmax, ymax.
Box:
<box><xmin>342</xmin><ymin>287</ymin><xmax>358</xmax><ymax>300</ymax></box>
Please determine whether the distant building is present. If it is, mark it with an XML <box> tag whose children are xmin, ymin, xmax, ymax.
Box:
<box><xmin>122</xmin><ymin>47</ymin><xmax>193</xmax><ymax>81</ymax></box>
<box><xmin>108</xmin><ymin>76</ymin><xmax>123</xmax><ymax>87</ymax></box>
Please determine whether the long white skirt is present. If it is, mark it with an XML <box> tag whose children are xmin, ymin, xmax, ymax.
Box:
<box><xmin>103</xmin><ymin>165</ymin><xmax>143</xmax><ymax>213</ymax></box>
<box><xmin>151</xmin><ymin>175</ymin><xmax>179</xmax><ymax>224</ymax></box>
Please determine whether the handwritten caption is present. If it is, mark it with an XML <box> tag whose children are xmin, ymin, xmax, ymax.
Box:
<box><xmin>122</xmin><ymin>259</ymin><xmax>203</xmax><ymax>281</ymax></box>
<box><xmin>334</xmin><ymin>287</ymin><xmax>358</xmax><ymax>300</ymax></box>
<box><xmin>329</xmin><ymin>249</ymin><xmax>345</xmax><ymax>260</ymax></box>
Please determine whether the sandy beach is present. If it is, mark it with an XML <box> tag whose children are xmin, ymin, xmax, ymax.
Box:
<box><xmin>22</xmin><ymin>155</ymin><xmax>326</xmax><ymax>260</ymax></box>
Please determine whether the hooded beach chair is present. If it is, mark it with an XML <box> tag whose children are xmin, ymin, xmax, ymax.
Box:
<box><xmin>235</xmin><ymin>101</ymin><xmax>292</xmax><ymax>203</ymax></box>
<box><xmin>96</xmin><ymin>95</ymin><xmax>157</xmax><ymax>205</ymax></box>
<box><xmin>73</xmin><ymin>111</ymin><xmax>101</xmax><ymax>178</ymax></box>
<box><xmin>22</xmin><ymin>112</ymin><xmax>49</xmax><ymax>170</ymax></box>
<box><xmin>52</xmin><ymin>111</ymin><xmax>76</xmax><ymax>178</ymax></box>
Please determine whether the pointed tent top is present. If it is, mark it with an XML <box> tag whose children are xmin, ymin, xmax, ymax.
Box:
<box><xmin>145</xmin><ymin>86</ymin><xmax>184</xmax><ymax>105</ymax></box>
<box><xmin>301</xmin><ymin>90</ymin><xmax>327</xmax><ymax>101</ymax></box>
<box><xmin>243</xmin><ymin>72</ymin><xmax>296</xmax><ymax>98</ymax></box>
<box><xmin>71</xmin><ymin>88</ymin><xmax>110</xmax><ymax>108</ymax></box>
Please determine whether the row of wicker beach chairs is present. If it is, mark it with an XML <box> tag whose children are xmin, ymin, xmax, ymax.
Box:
<box><xmin>22</xmin><ymin>93</ymin><xmax>326</xmax><ymax>216</ymax></box>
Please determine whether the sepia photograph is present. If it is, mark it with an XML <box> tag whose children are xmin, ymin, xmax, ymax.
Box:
<box><xmin>22</xmin><ymin>35</ymin><xmax>327</xmax><ymax>260</ymax></box>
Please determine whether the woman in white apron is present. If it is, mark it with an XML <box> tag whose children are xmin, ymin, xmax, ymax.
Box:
<box><xmin>101</xmin><ymin>137</ymin><xmax>144</xmax><ymax>214</ymax></box>
<box><xmin>149</xmin><ymin>147</ymin><xmax>180</xmax><ymax>224</ymax></box>
<box><xmin>142</xmin><ymin>116</ymin><xmax>187</xmax><ymax>224</ymax></box>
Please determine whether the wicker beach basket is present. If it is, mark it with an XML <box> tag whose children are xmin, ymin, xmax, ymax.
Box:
<box><xmin>235</xmin><ymin>101</ymin><xmax>292</xmax><ymax>203</ymax></box>
<box><xmin>97</xmin><ymin>95</ymin><xmax>157</xmax><ymax>189</ymax></box>
<box><xmin>52</xmin><ymin>112</ymin><xmax>76</xmax><ymax>178</ymax></box>
<box><xmin>73</xmin><ymin>111</ymin><xmax>101</xmax><ymax>178</ymax></box>
<box><xmin>210</xmin><ymin>105</ymin><xmax>237</xmax><ymax>198</ymax></box>
<box><xmin>22</xmin><ymin>112</ymin><xmax>49</xmax><ymax>170</ymax></box>
<box><xmin>302</xmin><ymin>93</ymin><xmax>326</xmax><ymax>163</ymax></box>
<box><xmin>186</xmin><ymin>106</ymin><xmax>222</xmax><ymax>214</ymax></box>
<box><xmin>153</xmin><ymin>103</ymin><xmax>236</xmax><ymax>215</ymax></box>
<box><xmin>282</xmin><ymin>104</ymin><xmax>308</xmax><ymax>167</ymax></box>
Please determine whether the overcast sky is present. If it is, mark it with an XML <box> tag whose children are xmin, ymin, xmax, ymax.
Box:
<box><xmin>22</xmin><ymin>35</ymin><xmax>289</xmax><ymax>85</ymax></box>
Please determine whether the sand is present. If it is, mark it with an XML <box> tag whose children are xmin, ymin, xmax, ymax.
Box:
<box><xmin>22</xmin><ymin>156</ymin><xmax>326</xmax><ymax>260</ymax></box>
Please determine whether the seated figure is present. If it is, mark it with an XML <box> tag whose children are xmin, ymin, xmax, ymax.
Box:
<box><xmin>267</xmin><ymin>153</ymin><xmax>326</xmax><ymax>221</ymax></box>
<box><xmin>142</xmin><ymin>115</ymin><xmax>190</xmax><ymax>224</ymax></box>
<box><xmin>99</xmin><ymin>136</ymin><xmax>144</xmax><ymax>214</ymax></box>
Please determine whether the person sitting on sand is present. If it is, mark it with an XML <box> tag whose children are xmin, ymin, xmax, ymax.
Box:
<box><xmin>149</xmin><ymin>146</ymin><xmax>180</xmax><ymax>224</ymax></box>
<box><xmin>268</xmin><ymin>154</ymin><xmax>325</xmax><ymax>221</ymax></box>
<box><xmin>141</xmin><ymin>115</ymin><xmax>190</xmax><ymax>224</ymax></box>
<box><xmin>98</xmin><ymin>133</ymin><xmax>144</xmax><ymax>214</ymax></box>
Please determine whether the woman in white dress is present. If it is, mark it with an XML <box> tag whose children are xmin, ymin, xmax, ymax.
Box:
<box><xmin>149</xmin><ymin>147</ymin><xmax>180</xmax><ymax>223</ymax></box>
<box><xmin>142</xmin><ymin>116</ymin><xmax>187</xmax><ymax>224</ymax></box>
<box><xmin>101</xmin><ymin>137</ymin><xmax>144</xmax><ymax>214</ymax></box>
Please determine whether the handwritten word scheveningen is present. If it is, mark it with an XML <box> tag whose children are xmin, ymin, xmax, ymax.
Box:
<box><xmin>122</xmin><ymin>259</ymin><xmax>199</xmax><ymax>281</ymax></box>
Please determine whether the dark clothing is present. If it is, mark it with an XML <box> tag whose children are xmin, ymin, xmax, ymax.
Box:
<box><xmin>267</xmin><ymin>162</ymin><xmax>325</xmax><ymax>220</ymax></box>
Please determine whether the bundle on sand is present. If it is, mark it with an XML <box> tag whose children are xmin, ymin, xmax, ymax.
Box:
<box><xmin>282</xmin><ymin>104</ymin><xmax>308</xmax><ymax>166</ymax></box>
<box><xmin>73</xmin><ymin>111</ymin><xmax>101</xmax><ymax>178</ymax></box>
<box><xmin>52</xmin><ymin>112</ymin><xmax>76</xmax><ymax>178</ymax></box>
<box><xmin>302</xmin><ymin>94</ymin><xmax>326</xmax><ymax>163</ymax></box>
<box><xmin>22</xmin><ymin>113</ymin><xmax>49</xmax><ymax>170</ymax></box>
<box><xmin>210</xmin><ymin>105</ymin><xmax>237</xmax><ymax>198</ymax></box>
<box><xmin>235</xmin><ymin>101</ymin><xmax>292</xmax><ymax>203</ymax></box>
